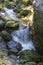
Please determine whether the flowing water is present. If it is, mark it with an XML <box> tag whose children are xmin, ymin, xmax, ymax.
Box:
<box><xmin>12</xmin><ymin>24</ymin><xmax>35</xmax><ymax>51</ymax></box>
<box><xmin>0</xmin><ymin>7</ymin><xmax>35</xmax><ymax>65</ymax></box>
<box><xmin>3</xmin><ymin>7</ymin><xmax>35</xmax><ymax>51</ymax></box>
<box><xmin>3</xmin><ymin>7</ymin><xmax>20</xmax><ymax>21</ymax></box>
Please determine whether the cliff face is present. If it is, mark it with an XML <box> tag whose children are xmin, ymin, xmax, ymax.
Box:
<box><xmin>32</xmin><ymin>0</ymin><xmax>43</xmax><ymax>55</ymax></box>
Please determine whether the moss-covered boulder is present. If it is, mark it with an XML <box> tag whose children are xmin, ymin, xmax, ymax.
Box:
<box><xmin>19</xmin><ymin>50</ymin><xmax>40</xmax><ymax>63</ymax></box>
<box><xmin>5</xmin><ymin>20</ymin><xmax>19</xmax><ymax>32</ymax></box>
<box><xmin>19</xmin><ymin>62</ymin><xmax>37</xmax><ymax>65</ymax></box>
<box><xmin>32</xmin><ymin>0</ymin><xmax>43</xmax><ymax>55</ymax></box>
<box><xmin>0</xmin><ymin>30</ymin><xmax>12</xmax><ymax>42</ymax></box>
<box><xmin>6</xmin><ymin>20</ymin><xmax>19</xmax><ymax>27</ymax></box>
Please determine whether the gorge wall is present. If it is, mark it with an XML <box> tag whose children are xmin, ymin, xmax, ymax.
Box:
<box><xmin>32</xmin><ymin>0</ymin><xmax>43</xmax><ymax>55</ymax></box>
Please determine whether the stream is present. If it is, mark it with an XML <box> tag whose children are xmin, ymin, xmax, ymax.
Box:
<box><xmin>0</xmin><ymin>7</ymin><xmax>35</xmax><ymax>65</ymax></box>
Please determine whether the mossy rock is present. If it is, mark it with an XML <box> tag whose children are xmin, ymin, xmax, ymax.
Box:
<box><xmin>0</xmin><ymin>49</ymin><xmax>7</xmax><ymax>58</ymax></box>
<box><xmin>32</xmin><ymin>10</ymin><xmax>43</xmax><ymax>55</ymax></box>
<box><xmin>4</xmin><ymin>0</ymin><xmax>14</xmax><ymax>9</ymax></box>
<box><xmin>19</xmin><ymin>50</ymin><xmax>40</xmax><ymax>63</ymax></box>
<box><xmin>6</xmin><ymin>20</ymin><xmax>19</xmax><ymax>27</ymax></box>
<box><xmin>0</xmin><ymin>3</ymin><xmax>3</xmax><ymax>11</ymax></box>
<box><xmin>0</xmin><ymin>59</ymin><xmax>12</xmax><ymax>65</ymax></box>
<box><xmin>20</xmin><ymin>10</ymin><xmax>31</xmax><ymax>17</ymax></box>
<box><xmin>0</xmin><ymin>31</ymin><xmax>12</xmax><ymax>42</ymax></box>
<box><xmin>14</xmin><ymin>3</ymin><xmax>22</xmax><ymax>13</ymax></box>
<box><xmin>5</xmin><ymin>20</ymin><xmax>19</xmax><ymax>33</ymax></box>
<box><xmin>0</xmin><ymin>18</ymin><xmax>6</xmax><ymax>31</ymax></box>
<box><xmin>16</xmin><ymin>13</ymin><xmax>21</xmax><ymax>18</ymax></box>
<box><xmin>19</xmin><ymin>62</ymin><xmax>37</xmax><ymax>65</ymax></box>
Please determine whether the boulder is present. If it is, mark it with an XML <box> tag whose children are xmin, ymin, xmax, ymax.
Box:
<box><xmin>1</xmin><ymin>30</ymin><xmax>12</xmax><ymax>42</ymax></box>
<box><xmin>0</xmin><ymin>37</ymin><xmax>6</xmax><ymax>49</ymax></box>
<box><xmin>5</xmin><ymin>20</ymin><xmax>19</xmax><ymax>32</ymax></box>
<box><xmin>0</xmin><ymin>55</ymin><xmax>18</xmax><ymax>65</ymax></box>
<box><xmin>0</xmin><ymin>49</ymin><xmax>7</xmax><ymax>58</ymax></box>
<box><xmin>7</xmin><ymin>41</ymin><xmax>23</xmax><ymax>54</ymax></box>
<box><xmin>6</xmin><ymin>20</ymin><xmax>19</xmax><ymax>27</ymax></box>
<box><xmin>19</xmin><ymin>50</ymin><xmax>40</xmax><ymax>62</ymax></box>
<box><xmin>0</xmin><ymin>20</ymin><xmax>5</xmax><ymax>31</ymax></box>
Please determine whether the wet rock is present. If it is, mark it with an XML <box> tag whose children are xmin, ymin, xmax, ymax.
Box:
<box><xmin>1</xmin><ymin>30</ymin><xmax>12</xmax><ymax>42</ymax></box>
<box><xmin>0</xmin><ymin>19</ymin><xmax>5</xmax><ymax>31</ymax></box>
<box><xmin>19</xmin><ymin>50</ymin><xmax>40</xmax><ymax>62</ymax></box>
<box><xmin>0</xmin><ymin>48</ymin><xmax>18</xmax><ymax>65</ymax></box>
<box><xmin>0</xmin><ymin>49</ymin><xmax>7</xmax><ymax>58</ymax></box>
<box><xmin>0</xmin><ymin>55</ymin><xmax>18</xmax><ymax>65</ymax></box>
<box><xmin>7</xmin><ymin>41</ymin><xmax>23</xmax><ymax>54</ymax></box>
<box><xmin>4</xmin><ymin>55</ymin><xmax>19</xmax><ymax>65</ymax></box>
<box><xmin>0</xmin><ymin>37</ymin><xmax>6</xmax><ymax>49</ymax></box>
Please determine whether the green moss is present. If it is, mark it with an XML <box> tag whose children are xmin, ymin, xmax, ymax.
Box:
<box><xmin>19</xmin><ymin>50</ymin><xmax>40</xmax><ymax>62</ymax></box>
<box><xmin>6</xmin><ymin>20</ymin><xmax>19</xmax><ymax>27</ymax></box>
<box><xmin>14</xmin><ymin>3</ymin><xmax>22</xmax><ymax>13</ymax></box>
<box><xmin>0</xmin><ymin>3</ymin><xmax>3</xmax><ymax>11</ymax></box>
<box><xmin>22</xmin><ymin>0</ymin><xmax>29</xmax><ymax>3</ymax></box>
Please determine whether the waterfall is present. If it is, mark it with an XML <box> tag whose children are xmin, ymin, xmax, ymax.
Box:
<box><xmin>12</xmin><ymin>24</ymin><xmax>35</xmax><ymax>51</ymax></box>
<box><xmin>2</xmin><ymin>7</ymin><xmax>35</xmax><ymax>51</ymax></box>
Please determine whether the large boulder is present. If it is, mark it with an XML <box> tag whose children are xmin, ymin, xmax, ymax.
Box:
<box><xmin>19</xmin><ymin>50</ymin><xmax>40</xmax><ymax>62</ymax></box>
<box><xmin>32</xmin><ymin>0</ymin><xmax>43</xmax><ymax>55</ymax></box>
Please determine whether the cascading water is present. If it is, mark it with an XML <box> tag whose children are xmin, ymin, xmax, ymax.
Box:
<box><xmin>3</xmin><ymin>7</ymin><xmax>20</xmax><ymax>21</ymax></box>
<box><xmin>2</xmin><ymin>7</ymin><xmax>35</xmax><ymax>51</ymax></box>
<box><xmin>12</xmin><ymin>24</ymin><xmax>35</xmax><ymax>51</ymax></box>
